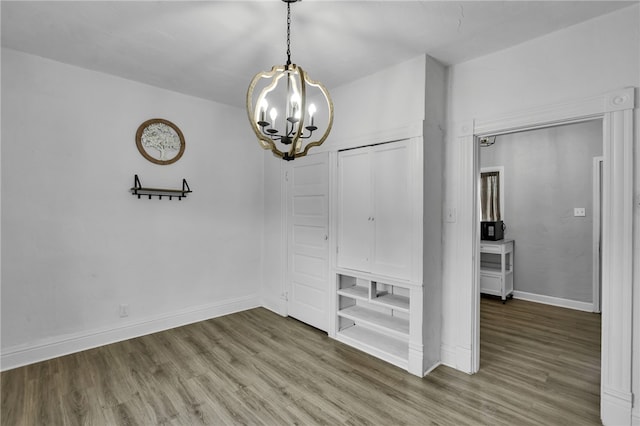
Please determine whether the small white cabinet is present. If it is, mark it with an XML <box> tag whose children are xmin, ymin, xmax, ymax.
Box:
<box><xmin>480</xmin><ymin>239</ymin><xmax>514</xmax><ymax>302</ymax></box>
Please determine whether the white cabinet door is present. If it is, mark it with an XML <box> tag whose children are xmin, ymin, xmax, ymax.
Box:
<box><xmin>337</xmin><ymin>140</ymin><xmax>415</xmax><ymax>280</ymax></box>
<box><xmin>287</xmin><ymin>153</ymin><xmax>330</xmax><ymax>331</ymax></box>
<box><xmin>337</xmin><ymin>149</ymin><xmax>372</xmax><ymax>272</ymax></box>
<box><xmin>371</xmin><ymin>142</ymin><xmax>413</xmax><ymax>280</ymax></box>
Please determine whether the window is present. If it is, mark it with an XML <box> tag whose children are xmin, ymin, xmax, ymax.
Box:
<box><xmin>480</xmin><ymin>167</ymin><xmax>504</xmax><ymax>222</ymax></box>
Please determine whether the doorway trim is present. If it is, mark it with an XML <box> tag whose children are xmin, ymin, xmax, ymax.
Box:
<box><xmin>593</xmin><ymin>156</ymin><xmax>603</xmax><ymax>314</ymax></box>
<box><xmin>454</xmin><ymin>87</ymin><xmax>635</xmax><ymax>425</ymax></box>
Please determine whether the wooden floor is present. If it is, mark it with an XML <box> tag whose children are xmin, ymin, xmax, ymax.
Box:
<box><xmin>1</xmin><ymin>297</ymin><xmax>601</xmax><ymax>425</ymax></box>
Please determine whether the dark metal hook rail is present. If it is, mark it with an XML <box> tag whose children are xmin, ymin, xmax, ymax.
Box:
<box><xmin>130</xmin><ymin>174</ymin><xmax>192</xmax><ymax>200</ymax></box>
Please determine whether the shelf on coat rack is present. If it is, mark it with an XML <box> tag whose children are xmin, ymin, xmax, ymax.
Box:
<box><xmin>130</xmin><ymin>174</ymin><xmax>192</xmax><ymax>200</ymax></box>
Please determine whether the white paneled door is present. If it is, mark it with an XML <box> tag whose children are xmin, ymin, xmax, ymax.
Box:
<box><xmin>286</xmin><ymin>153</ymin><xmax>330</xmax><ymax>331</ymax></box>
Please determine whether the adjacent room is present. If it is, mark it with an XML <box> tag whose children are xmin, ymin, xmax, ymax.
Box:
<box><xmin>479</xmin><ymin>120</ymin><xmax>603</xmax><ymax>309</ymax></box>
<box><xmin>477</xmin><ymin>121</ymin><xmax>605</xmax><ymax>424</ymax></box>
<box><xmin>1</xmin><ymin>1</ymin><xmax>639</xmax><ymax>425</ymax></box>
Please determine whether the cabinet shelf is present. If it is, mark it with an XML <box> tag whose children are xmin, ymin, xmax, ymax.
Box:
<box><xmin>337</xmin><ymin>325</ymin><xmax>408</xmax><ymax>365</ymax></box>
<box><xmin>337</xmin><ymin>285</ymin><xmax>410</xmax><ymax>313</ymax></box>
<box><xmin>338</xmin><ymin>305</ymin><xmax>409</xmax><ymax>338</ymax></box>
<box><xmin>480</xmin><ymin>266</ymin><xmax>513</xmax><ymax>275</ymax></box>
<box><xmin>337</xmin><ymin>286</ymin><xmax>369</xmax><ymax>301</ymax></box>
<box><xmin>371</xmin><ymin>293</ymin><xmax>410</xmax><ymax>312</ymax></box>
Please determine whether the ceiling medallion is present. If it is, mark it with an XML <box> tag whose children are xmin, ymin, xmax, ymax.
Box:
<box><xmin>246</xmin><ymin>0</ymin><xmax>333</xmax><ymax>161</ymax></box>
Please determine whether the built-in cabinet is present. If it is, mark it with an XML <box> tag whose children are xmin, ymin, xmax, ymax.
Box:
<box><xmin>333</xmin><ymin>138</ymin><xmax>439</xmax><ymax>377</ymax></box>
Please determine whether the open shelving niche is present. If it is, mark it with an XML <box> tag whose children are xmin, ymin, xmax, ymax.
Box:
<box><xmin>335</xmin><ymin>271</ymin><xmax>418</xmax><ymax>370</ymax></box>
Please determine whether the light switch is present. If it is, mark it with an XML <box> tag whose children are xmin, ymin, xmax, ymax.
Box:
<box><xmin>445</xmin><ymin>207</ymin><xmax>456</xmax><ymax>223</ymax></box>
<box><xmin>574</xmin><ymin>207</ymin><xmax>586</xmax><ymax>217</ymax></box>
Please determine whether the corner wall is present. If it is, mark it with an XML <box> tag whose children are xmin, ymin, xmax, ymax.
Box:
<box><xmin>1</xmin><ymin>48</ymin><xmax>264</xmax><ymax>370</ymax></box>
<box><xmin>422</xmin><ymin>55</ymin><xmax>446</xmax><ymax>371</ymax></box>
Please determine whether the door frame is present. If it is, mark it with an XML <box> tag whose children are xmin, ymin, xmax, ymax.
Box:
<box><xmin>454</xmin><ymin>87</ymin><xmax>634</xmax><ymax>425</ymax></box>
<box><xmin>593</xmin><ymin>156</ymin><xmax>603</xmax><ymax>314</ymax></box>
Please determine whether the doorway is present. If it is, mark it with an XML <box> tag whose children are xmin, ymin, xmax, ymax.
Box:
<box><xmin>459</xmin><ymin>88</ymin><xmax>634</xmax><ymax>423</ymax></box>
<box><xmin>476</xmin><ymin>121</ymin><xmax>604</xmax><ymax>419</ymax></box>
<box><xmin>478</xmin><ymin>120</ymin><xmax>602</xmax><ymax>310</ymax></box>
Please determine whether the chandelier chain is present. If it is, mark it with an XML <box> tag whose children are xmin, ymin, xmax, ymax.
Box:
<box><xmin>286</xmin><ymin>2</ymin><xmax>291</xmax><ymax>66</ymax></box>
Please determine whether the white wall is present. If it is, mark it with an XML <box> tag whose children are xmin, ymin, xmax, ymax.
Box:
<box><xmin>444</xmin><ymin>4</ymin><xmax>639</xmax><ymax>423</ymax></box>
<box><xmin>322</xmin><ymin>55</ymin><xmax>426</xmax><ymax>150</ymax></box>
<box><xmin>447</xmin><ymin>5</ymin><xmax>640</xmax><ymax>122</ymax></box>
<box><xmin>1</xmin><ymin>48</ymin><xmax>264</xmax><ymax>369</ymax></box>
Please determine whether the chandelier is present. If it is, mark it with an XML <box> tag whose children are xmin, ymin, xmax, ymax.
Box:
<box><xmin>246</xmin><ymin>0</ymin><xmax>333</xmax><ymax>161</ymax></box>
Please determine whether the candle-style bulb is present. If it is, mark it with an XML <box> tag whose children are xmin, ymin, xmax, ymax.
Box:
<box><xmin>259</xmin><ymin>99</ymin><xmax>268</xmax><ymax>122</ymax></box>
<box><xmin>308</xmin><ymin>103</ymin><xmax>317</xmax><ymax>126</ymax></box>
<box><xmin>291</xmin><ymin>93</ymin><xmax>301</xmax><ymax>119</ymax></box>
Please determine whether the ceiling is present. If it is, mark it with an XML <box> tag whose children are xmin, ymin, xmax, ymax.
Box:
<box><xmin>1</xmin><ymin>1</ymin><xmax>636</xmax><ymax>108</ymax></box>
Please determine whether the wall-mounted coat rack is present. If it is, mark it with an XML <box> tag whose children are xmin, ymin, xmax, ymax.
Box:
<box><xmin>130</xmin><ymin>174</ymin><xmax>192</xmax><ymax>200</ymax></box>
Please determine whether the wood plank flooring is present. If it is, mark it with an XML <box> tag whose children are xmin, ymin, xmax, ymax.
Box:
<box><xmin>1</xmin><ymin>297</ymin><xmax>601</xmax><ymax>425</ymax></box>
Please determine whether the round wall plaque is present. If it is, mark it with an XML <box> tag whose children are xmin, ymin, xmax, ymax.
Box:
<box><xmin>135</xmin><ymin>118</ymin><xmax>185</xmax><ymax>165</ymax></box>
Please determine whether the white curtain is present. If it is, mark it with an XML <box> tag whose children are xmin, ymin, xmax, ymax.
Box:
<box><xmin>481</xmin><ymin>171</ymin><xmax>501</xmax><ymax>221</ymax></box>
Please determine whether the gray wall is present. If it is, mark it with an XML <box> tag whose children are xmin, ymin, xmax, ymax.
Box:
<box><xmin>480</xmin><ymin>120</ymin><xmax>602</xmax><ymax>303</ymax></box>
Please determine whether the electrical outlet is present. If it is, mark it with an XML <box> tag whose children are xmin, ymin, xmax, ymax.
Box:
<box><xmin>574</xmin><ymin>207</ymin><xmax>586</xmax><ymax>217</ymax></box>
<box><xmin>119</xmin><ymin>304</ymin><xmax>129</xmax><ymax>318</ymax></box>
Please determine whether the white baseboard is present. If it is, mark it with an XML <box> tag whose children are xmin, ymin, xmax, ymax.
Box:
<box><xmin>423</xmin><ymin>361</ymin><xmax>441</xmax><ymax>377</ymax></box>
<box><xmin>601</xmin><ymin>386</ymin><xmax>633</xmax><ymax>425</ymax></box>
<box><xmin>455</xmin><ymin>345</ymin><xmax>474</xmax><ymax>374</ymax></box>
<box><xmin>1</xmin><ymin>294</ymin><xmax>260</xmax><ymax>372</ymax></box>
<box><xmin>513</xmin><ymin>291</ymin><xmax>594</xmax><ymax>312</ymax></box>
<box><xmin>261</xmin><ymin>294</ymin><xmax>288</xmax><ymax>317</ymax></box>
<box><xmin>440</xmin><ymin>343</ymin><xmax>456</xmax><ymax>368</ymax></box>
